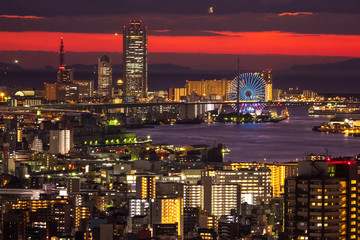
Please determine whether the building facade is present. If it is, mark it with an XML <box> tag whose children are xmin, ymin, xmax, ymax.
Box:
<box><xmin>123</xmin><ymin>20</ymin><xmax>148</xmax><ymax>102</ymax></box>
<box><xmin>98</xmin><ymin>55</ymin><xmax>112</xmax><ymax>97</ymax></box>
<box><xmin>284</xmin><ymin>160</ymin><xmax>360</xmax><ymax>240</ymax></box>
<box><xmin>185</xmin><ymin>78</ymin><xmax>231</xmax><ymax>101</ymax></box>
<box><xmin>49</xmin><ymin>129</ymin><xmax>73</xmax><ymax>154</ymax></box>
<box><xmin>261</xmin><ymin>69</ymin><xmax>273</xmax><ymax>102</ymax></box>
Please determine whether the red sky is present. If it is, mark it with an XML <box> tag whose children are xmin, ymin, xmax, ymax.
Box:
<box><xmin>1</xmin><ymin>31</ymin><xmax>360</xmax><ymax>57</ymax></box>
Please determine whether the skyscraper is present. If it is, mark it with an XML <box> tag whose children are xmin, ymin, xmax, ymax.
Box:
<box><xmin>123</xmin><ymin>20</ymin><xmax>148</xmax><ymax>102</ymax></box>
<box><xmin>98</xmin><ymin>55</ymin><xmax>112</xmax><ymax>97</ymax></box>
<box><xmin>261</xmin><ymin>69</ymin><xmax>273</xmax><ymax>102</ymax></box>
<box><xmin>57</xmin><ymin>38</ymin><xmax>74</xmax><ymax>84</ymax></box>
<box><xmin>46</xmin><ymin>38</ymin><xmax>79</xmax><ymax>101</ymax></box>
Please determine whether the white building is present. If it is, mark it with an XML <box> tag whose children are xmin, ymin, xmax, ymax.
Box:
<box><xmin>50</xmin><ymin>130</ymin><xmax>72</xmax><ymax>154</ymax></box>
<box><xmin>31</xmin><ymin>136</ymin><xmax>43</xmax><ymax>152</ymax></box>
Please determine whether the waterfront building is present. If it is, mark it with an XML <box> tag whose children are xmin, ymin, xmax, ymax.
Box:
<box><xmin>168</xmin><ymin>87</ymin><xmax>186</xmax><ymax>102</ymax></box>
<box><xmin>284</xmin><ymin>159</ymin><xmax>360</xmax><ymax>240</ymax></box>
<box><xmin>303</xmin><ymin>89</ymin><xmax>317</xmax><ymax>99</ymax></box>
<box><xmin>261</xmin><ymin>68</ymin><xmax>273</xmax><ymax>102</ymax></box>
<box><xmin>98</xmin><ymin>55</ymin><xmax>112</xmax><ymax>97</ymax></box>
<box><xmin>49</xmin><ymin>129</ymin><xmax>72</xmax><ymax>155</ymax></box>
<box><xmin>123</xmin><ymin>20</ymin><xmax>148</xmax><ymax>102</ymax></box>
<box><xmin>185</xmin><ymin>78</ymin><xmax>231</xmax><ymax>101</ymax></box>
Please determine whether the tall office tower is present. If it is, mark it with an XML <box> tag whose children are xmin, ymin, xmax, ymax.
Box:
<box><xmin>261</xmin><ymin>68</ymin><xmax>273</xmax><ymax>101</ymax></box>
<box><xmin>98</xmin><ymin>55</ymin><xmax>112</xmax><ymax>97</ymax></box>
<box><xmin>123</xmin><ymin>20</ymin><xmax>148</xmax><ymax>102</ymax></box>
<box><xmin>49</xmin><ymin>129</ymin><xmax>73</xmax><ymax>154</ymax></box>
<box><xmin>136</xmin><ymin>176</ymin><xmax>156</xmax><ymax>200</ymax></box>
<box><xmin>57</xmin><ymin>38</ymin><xmax>74</xmax><ymax>84</ymax></box>
<box><xmin>284</xmin><ymin>159</ymin><xmax>360</xmax><ymax>240</ymax></box>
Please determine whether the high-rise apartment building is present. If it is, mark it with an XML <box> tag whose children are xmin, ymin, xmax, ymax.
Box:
<box><xmin>123</xmin><ymin>20</ymin><xmax>148</xmax><ymax>102</ymax></box>
<box><xmin>98</xmin><ymin>55</ymin><xmax>112</xmax><ymax>97</ymax></box>
<box><xmin>49</xmin><ymin>129</ymin><xmax>72</xmax><ymax>154</ymax></box>
<box><xmin>284</xmin><ymin>160</ymin><xmax>360</xmax><ymax>240</ymax></box>
<box><xmin>210</xmin><ymin>167</ymin><xmax>272</xmax><ymax>205</ymax></box>
<box><xmin>136</xmin><ymin>176</ymin><xmax>156</xmax><ymax>200</ymax></box>
<box><xmin>151</xmin><ymin>198</ymin><xmax>183</xmax><ymax>236</ymax></box>
<box><xmin>183</xmin><ymin>184</ymin><xmax>203</xmax><ymax>208</ymax></box>
<box><xmin>129</xmin><ymin>199</ymin><xmax>149</xmax><ymax>217</ymax></box>
<box><xmin>261</xmin><ymin>69</ymin><xmax>273</xmax><ymax>102</ymax></box>
<box><xmin>210</xmin><ymin>184</ymin><xmax>241</xmax><ymax>217</ymax></box>
<box><xmin>224</xmin><ymin>162</ymin><xmax>297</xmax><ymax>198</ymax></box>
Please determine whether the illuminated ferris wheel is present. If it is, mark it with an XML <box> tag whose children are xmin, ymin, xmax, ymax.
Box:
<box><xmin>228</xmin><ymin>73</ymin><xmax>266</xmax><ymax>113</ymax></box>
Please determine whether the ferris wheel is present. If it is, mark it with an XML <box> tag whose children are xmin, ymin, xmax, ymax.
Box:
<box><xmin>228</xmin><ymin>73</ymin><xmax>266</xmax><ymax>113</ymax></box>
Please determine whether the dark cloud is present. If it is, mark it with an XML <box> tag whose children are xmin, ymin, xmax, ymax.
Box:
<box><xmin>0</xmin><ymin>13</ymin><xmax>360</xmax><ymax>35</ymax></box>
<box><xmin>1</xmin><ymin>0</ymin><xmax>360</xmax><ymax>17</ymax></box>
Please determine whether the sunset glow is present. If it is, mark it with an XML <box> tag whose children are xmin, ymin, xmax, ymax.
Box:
<box><xmin>1</xmin><ymin>31</ymin><xmax>360</xmax><ymax>57</ymax></box>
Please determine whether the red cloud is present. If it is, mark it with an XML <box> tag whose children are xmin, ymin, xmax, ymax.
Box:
<box><xmin>0</xmin><ymin>15</ymin><xmax>44</xmax><ymax>19</ymax></box>
<box><xmin>278</xmin><ymin>12</ymin><xmax>314</xmax><ymax>16</ymax></box>
<box><xmin>0</xmin><ymin>31</ymin><xmax>359</xmax><ymax>58</ymax></box>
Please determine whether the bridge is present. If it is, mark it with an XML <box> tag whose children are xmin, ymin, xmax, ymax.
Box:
<box><xmin>0</xmin><ymin>101</ymin><xmax>357</xmax><ymax>119</ymax></box>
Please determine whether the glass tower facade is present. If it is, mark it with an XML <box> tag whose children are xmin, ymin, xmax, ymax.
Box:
<box><xmin>123</xmin><ymin>20</ymin><xmax>148</xmax><ymax>102</ymax></box>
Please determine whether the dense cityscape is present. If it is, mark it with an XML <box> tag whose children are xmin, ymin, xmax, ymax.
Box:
<box><xmin>1</xmin><ymin>1</ymin><xmax>360</xmax><ymax>240</ymax></box>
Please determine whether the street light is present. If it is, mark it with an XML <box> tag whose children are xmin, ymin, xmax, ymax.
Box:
<box><xmin>0</xmin><ymin>92</ymin><xmax>4</xmax><ymax>102</ymax></box>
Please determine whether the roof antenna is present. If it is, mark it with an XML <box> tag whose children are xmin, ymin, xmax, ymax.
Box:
<box><xmin>59</xmin><ymin>37</ymin><xmax>65</xmax><ymax>67</ymax></box>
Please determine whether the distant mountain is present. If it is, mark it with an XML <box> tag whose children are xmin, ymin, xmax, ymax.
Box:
<box><xmin>67</xmin><ymin>63</ymin><xmax>191</xmax><ymax>73</ymax></box>
<box><xmin>0</xmin><ymin>62</ymin><xmax>23</xmax><ymax>70</ymax></box>
<box><xmin>290</xmin><ymin>58</ymin><xmax>360</xmax><ymax>71</ymax></box>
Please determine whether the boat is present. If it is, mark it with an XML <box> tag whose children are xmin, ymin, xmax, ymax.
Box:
<box><xmin>308</xmin><ymin>104</ymin><xmax>359</xmax><ymax>116</ymax></box>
